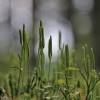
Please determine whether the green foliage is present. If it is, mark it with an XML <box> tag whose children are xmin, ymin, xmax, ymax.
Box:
<box><xmin>0</xmin><ymin>20</ymin><xmax>100</xmax><ymax>100</ymax></box>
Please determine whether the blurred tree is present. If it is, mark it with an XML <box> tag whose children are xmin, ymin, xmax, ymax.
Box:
<box><xmin>93</xmin><ymin>0</ymin><xmax>100</xmax><ymax>70</ymax></box>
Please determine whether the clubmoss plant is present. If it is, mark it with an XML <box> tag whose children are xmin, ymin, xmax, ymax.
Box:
<box><xmin>37</xmin><ymin>20</ymin><xmax>45</xmax><ymax>77</ymax></box>
<box><xmin>79</xmin><ymin>45</ymin><xmax>100</xmax><ymax>100</ymax></box>
<box><xmin>0</xmin><ymin>20</ymin><xmax>100</xmax><ymax>100</ymax></box>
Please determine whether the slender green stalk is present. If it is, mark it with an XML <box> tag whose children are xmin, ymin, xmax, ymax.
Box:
<box><xmin>59</xmin><ymin>31</ymin><xmax>61</xmax><ymax>50</ymax></box>
<box><xmin>65</xmin><ymin>44</ymin><xmax>69</xmax><ymax>68</ymax></box>
<box><xmin>91</xmin><ymin>48</ymin><xmax>95</xmax><ymax>69</ymax></box>
<box><xmin>8</xmin><ymin>73</ymin><xmax>14</xmax><ymax>100</ymax></box>
<box><xmin>48</xmin><ymin>35</ymin><xmax>52</xmax><ymax>81</ymax></box>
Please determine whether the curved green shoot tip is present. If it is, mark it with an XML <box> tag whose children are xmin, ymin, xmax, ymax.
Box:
<box><xmin>91</xmin><ymin>48</ymin><xmax>94</xmax><ymax>54</ymax></box>
<box><xmin>48</xmin><ymin>35</ymin><xmax>52</xmax><ymax>60</ymax></box>
<box><xmin>85</xmin><ymin>44</ymin><xmax>88</xmax><ymax>50</ymax></box>
<box><xmin>19</xmin><ymin>29</ymin><xmax>22</xmax><ymax>45</ymax></box>
<box><xmin>59</xmin><ymin>31</ymin><xmax>61</xmax><ymax>50</ymax></box>
<box><xmin>39</xmin><ymin>26</ymin><xmax>45</xmax><ymax>49</ymax></box>
<box><xmin>40</xmin><ymin>20</ymin><xmax>42</xmax><ymax>27</ymax></box>
<box><xmin>23</xmin><ymin>24</ymin><xmax>25</xmax><ymax>30</ymax></box>
<box><xmin>85</xmin><ymin>44</ymin><xmax>87</xmax><ymax>47</ymax></box>
<box><xmin>22</xmin><ymin>24</ymin><xmax>26</xmax><ymax>44</ymax></box>
<box><xmin>91</xmin><ymin>48</ymin><xmax>95</xmax><ymax>69</ymax></box>
<box><xmin>65</xmin><ymin>44</ymin><xmax>69</xmax><ymax>68</ymax></box>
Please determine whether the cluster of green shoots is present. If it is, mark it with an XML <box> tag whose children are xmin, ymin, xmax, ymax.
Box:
<box><xmin>0</xmin><ymin>20</ymin><xmax>100</xmax><ymax>100</ymax></box>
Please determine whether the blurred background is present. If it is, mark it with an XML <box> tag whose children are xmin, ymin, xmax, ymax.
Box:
<box><xmin>0</xmin><ymin>0</ymin><xmax>100</xmax><ymax>75</ymax></box>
